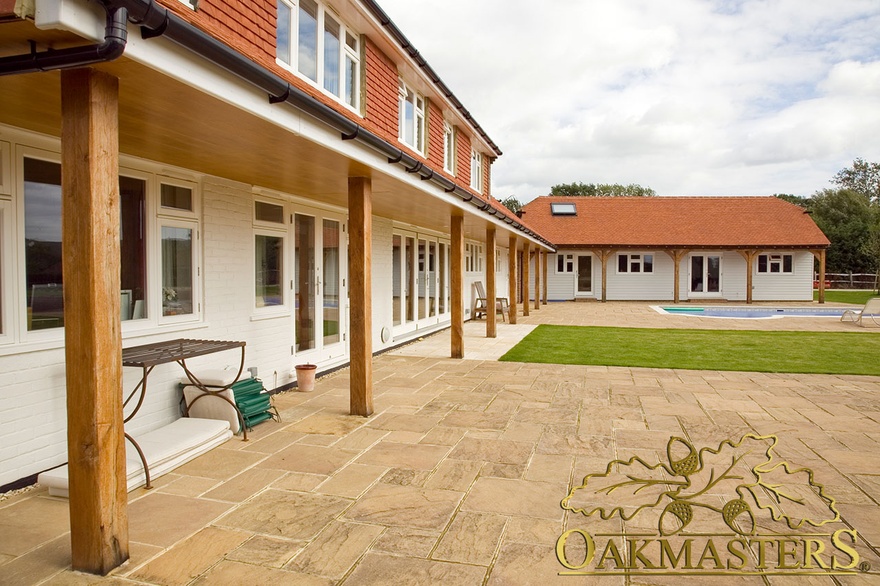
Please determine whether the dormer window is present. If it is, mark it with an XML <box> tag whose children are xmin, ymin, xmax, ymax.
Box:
<box><xmin>551</xmin><ymin>202</ymin><xmax>577</xmax><ymax>215</ymax></box>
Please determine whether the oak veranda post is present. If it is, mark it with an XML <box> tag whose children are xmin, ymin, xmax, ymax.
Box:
<box><xmin>61</xmin><ymin>67</ymin><xmax>129</xmax><ymax>575</ymax></box>
<box><xmin>348</xmin><ymin>176</ymin><xmax>373</xmax><ymax>416</ymax></box>
<box><xmin>451</xmin><ymin>214</ymin><xmax>465</xmax><ymax>358</ymax></box>
<box><xmin>508</xmin><ymin>234</ymin><xmax>518</xmax><ymax>324</ymax></box>
<box><xmin>486</xmin><ymin>226</ymin><xmax>497</xmax><ymax>338</ymax></box>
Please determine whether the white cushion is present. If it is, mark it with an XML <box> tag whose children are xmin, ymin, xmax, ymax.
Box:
<box><xmin>38</xmin><ymin>418</ymin><xmax>232</xmax><ymax>497</ymax></box>
<box><xmin>183</xmin><ymin>385</ymin><xmax>241</xmax><ymax>434</ymax></box>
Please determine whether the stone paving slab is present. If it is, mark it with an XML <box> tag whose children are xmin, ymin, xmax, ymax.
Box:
<box><xmin>2</xmin><ymin>302</ymin><xmax>880</xmax><ymax>584</ymax></box>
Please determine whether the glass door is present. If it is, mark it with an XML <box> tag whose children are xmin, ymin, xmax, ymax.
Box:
<box><xmin>294</xmin><ymin>210</ymin><xmax>347</xmax><ymax>363</ymax></box>
<box><xmin>576</xmin><ymin>254</ymin><xmax>592</xmax><ymax>296</ymax></box>
<box><xmin>690</xmin><ymin>255</ymin><xmax>722</xmax><ymax>295</ymax></box>
<box><xmin>392</xmin><ymin>230</ymin><xmax>419</xmax><ymax>336</ymax></box>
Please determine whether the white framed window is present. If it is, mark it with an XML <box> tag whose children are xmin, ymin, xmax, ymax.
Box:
<box><xmin>443</xmin><ymin>121</ymin><xmax>455</xmax><ymax>174</ymax></box>
<box><xmin>254</xmin><ymin>199</ymin><xmax>287</xmax><ymax>310</ymax></box>
<box><xmin>470</xmin><ymin>149</ymin><xmax>482</xmax><ymax>192</ymax></box>
<box><xmin>496</xmin><ymin>249</ymin><xmax>502</xmax><ymax>273</ymax></box>
<box><xmin>557</xmin><ymin>253</ymin><xmax>574</xmax><ymax>274</ymax></box>
<box><xmin>757</xmin><ymin>253</ymin><xmax>793</xmax><ymax>274</ymax></box>
<box><xmin>15</xmin><ymin>147</ymin><xmax>202</xmax><ymax>338</ymax></box>
<box><xmin>276</xmin><ymin>0</ymin><xmax>361</xmax><ymax>111</ymax></box>
<box><xmin>617</xmin><ymin>253</ymin><xmax>653</xmax><ymax>274</ymax></box>
<box><xmin>398</xmin><ymin>79</ymin><xmax>425</xmax><ymax>153</ymax></box>
<box><xmin>0</xmin><ymin>199</ymin><xmax>12</xmax><ymax>343</ymax></box>
<box><xmin>465</xmin><ymin>242</ymin><xmax>482</xmax><ymax>273</ymax></box>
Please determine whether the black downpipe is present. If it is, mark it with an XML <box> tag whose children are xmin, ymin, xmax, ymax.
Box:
<box><xmin>0</xmin><ymin>5</ymin><xmax>128</xmax><ymax>76</ymax></box>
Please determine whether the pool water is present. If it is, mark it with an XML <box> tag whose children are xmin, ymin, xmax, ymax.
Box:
<box><xmin>658</xmin><ymin>306</ymin><xmax>847</xmax><ymax>319</ymax></box>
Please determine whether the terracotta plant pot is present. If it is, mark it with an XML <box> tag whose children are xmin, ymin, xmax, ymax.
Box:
<box><xmin>295</xmin><ymin>363</ymin><xmax>317</xmax><ymax>392</ymax></box>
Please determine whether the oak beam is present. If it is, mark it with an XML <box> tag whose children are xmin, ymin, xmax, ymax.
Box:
<box><xmin>451</xmin><ymin>215</ymin><xmax>465</xmax><ymax>358</ymax></box>
<box><xmin>61</xmin><ymin>68</ymin><xmax>129</xmax><ymax>575</ymax></box>
<box><xmin>508</xmin><ymin>235</ymin><xmax>517</xmax><ymax>324</ymax></box>
<box><xmin>348</xmin><ymin>177</ymin><xmax>373</xmax><ymax>416</ymax></box>
<box><xmin>486</xmin><ymin>226</ymin><xmax>497</xmax><ymax>338</ymax></box>
<box><xmin>522</xmin><ymin>242</ymin><xmax>531</xmax><ymax>316</ymax></box>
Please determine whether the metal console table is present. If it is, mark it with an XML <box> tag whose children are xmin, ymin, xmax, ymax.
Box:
<box><xmin>122</xmin><ymin>338</ymin><xmax>247</xmax><ymax>488</ymax></box>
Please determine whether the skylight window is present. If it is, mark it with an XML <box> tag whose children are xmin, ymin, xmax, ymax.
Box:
<box><xmin>551</xmin><ymin>202</ymin><xmax>577</xmax><ymax>215</ymax></box>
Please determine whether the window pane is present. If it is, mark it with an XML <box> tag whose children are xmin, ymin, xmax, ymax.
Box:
<box><xmin>162</xmin><ymin>226</ymin><xmax>194</xmax><ymax>316</ymax></box>
<box><xmin>345</xmin><ymin>30</ymin><xmax>357</xmax><ymax>51</ymax></box>
<box><xmin>618</xmin><ymin>254</ymin><xmax>627</xmax><ymax>273</ymax></box>
<box><xmin>557</xmin><ymin>254</ymin><xmax>564</xmax><ymax>273</ymax></box>
<box><xmin>691</xmin><ymin>256</ymin><xmax>703</xmax><ymax>292</ymax></box>
<box><xmin>345</xmin><ymin>54</ymin><xmax>357</xmax><ymax>106</ymax></box>
<box><xmin>439</xmin><ymin>243</ymin><xmax>447</xmax><ymax>314</ymax></box>
<box><xmin>277</xmin><ymin>1</ymin><xmax>291</xmax><ymax>64</ymax></box>
<box><xmin>644</xmin><ymin>254</ymin><xmax>653</xmax><ymax>273</ymax></box>
<box><xmin>405</xmin><ymin>236</ymin><xmax>415</xmax><ymax>322</ymax></box>
<box><xmin>24</xmin><ymin>158</ymin><xmax>64</xmax><ymax>331</ymax></box>
<box><xmin>418</xmin><ymin>239</ymin><xmax>427</xmax><ymax>320</ymax></box>
<box><xmin>298</xmin><ymin>0</ymin><xmax>318</xmax><ymax>82</ymax></box>
<box><xmin>392</xmin><ymin>235</ymin><xmax>402</xmax><ymax>326</ymax></box>
<box><xmin>295</xmin><ymin>214</ymin><xmax>316</xmax><ymax>352</ymax></box>
<box><xmin>120</xmin><ymin>176</ymin><xmax>147</xmax><ymax>320</ymax></box>
<box><xmin>161</xmin><ymin>183</ymin><xmax>193</xmax><ymax>211</ymax></box>
<box><xmin>323</xmin><ymin>14</ymin><xmax>340</xmax><ymax>95</ymax></box>
<box><xmin>255</xmin><ymin>234</ymin><xmax>283</xmax><ymax>307</ymax></box>
<box><xmin>783</xmin><ymin>254</ymin><xmax>793</xmax><ymax>273</ymax></box>
<box><xmin>758</xmin><ymin>255</ymin><xmax>767</xmax><ymax>273</ymax></box>
<box><xmin>255</xmin><ymin>201</ymin><xmax>284</xmax><ymax>224</ymax></box>
<box><xmin>404</xmin><ymin>89</ymin><xmax>415</xmax><ymax>146</ymax></box>
<box><xmin>323</xmin><ymin>219</ymin><xmax>340</xmax><ymax>345</ymax></box>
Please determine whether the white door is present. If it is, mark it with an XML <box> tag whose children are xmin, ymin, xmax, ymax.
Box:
<box><xmin>689</xmin><ymin>254</ymin><xmax>722</xmax><ymax>296</ymax></box>
<box><xmin>293</xmin><ymin>210</ymin><xmax>347</xmax><ymax>363</ymax></box>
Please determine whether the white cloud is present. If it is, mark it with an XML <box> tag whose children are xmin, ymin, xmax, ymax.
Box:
<box><xmin>377</xmin><ymin>0</ymin><xmax>880</xmax><ymax>200</ymax></box>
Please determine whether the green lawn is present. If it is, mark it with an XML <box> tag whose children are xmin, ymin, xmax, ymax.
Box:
<box><xmin>500</xmin><ymin>325</ymin><xmax>880</xmax><ymax>375</ymax></box>
<box><xmin>814</xmin><ymin>289</ymin><xmax>879</xmax><ymax>305</ymax></box>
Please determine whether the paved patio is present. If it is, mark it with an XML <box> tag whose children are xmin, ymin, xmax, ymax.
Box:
<box><xmin>2</xmin><ymin>302</ymin><xmax>880</xmax><ymax>585</ymax></box>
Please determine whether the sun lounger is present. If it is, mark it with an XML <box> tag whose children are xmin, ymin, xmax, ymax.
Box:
<box><xmin>840</xmin><ymin>297</ymin><xmax>880</xmax><ymax>327</ymax></box>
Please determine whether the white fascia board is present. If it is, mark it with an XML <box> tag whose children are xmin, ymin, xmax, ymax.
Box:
<box><xmin>34</xmin><ymin>0</ymin><xmax>105</xmax><ymax>40</ymax></box>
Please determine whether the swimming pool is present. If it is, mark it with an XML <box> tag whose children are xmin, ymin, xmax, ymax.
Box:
<box><xmin>654</xmin><ymin>306</ymin><xmax>847</xmax><ymax>319</ymax></box>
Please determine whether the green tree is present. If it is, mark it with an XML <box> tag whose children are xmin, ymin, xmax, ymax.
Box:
<box><xmin>550</xmin><ymin>182</ymin><xmax>656</xmax><ymax>197</ymax></box>
<box><xmin>774</xmin><ymin>193</ymin><xmax>812</xmax><ymax>209</ymax></box>
<box><xmin>499</xmin><ymin>195</ymin><xmax>522</xmax><ymax>214</ymax></box>
<box><xmin>832</xmin><ymin>158</ymin><xmax>880</xmax><ymax>203</ymax></box>
<box><xmin>810</xmin><ymin>189</ymin><xmax>876</xmax><ymax>273</ymax></box>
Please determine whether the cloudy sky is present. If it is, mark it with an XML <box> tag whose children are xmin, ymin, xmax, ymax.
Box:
<box><xmin>378</xmin><ymin>0</ymin><xmax>880</xmax><ymax>203</ymax></box>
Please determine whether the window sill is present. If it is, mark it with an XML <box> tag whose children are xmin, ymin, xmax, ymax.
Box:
<box><xmin>250</xmin><ymin>310</ymin><xmax>291</xmax><ymax>322</ymax></box>
<box><xmin>0</xmin><ymin>321</ymin><xmax>209</xmax><ymax>357</ymax></box>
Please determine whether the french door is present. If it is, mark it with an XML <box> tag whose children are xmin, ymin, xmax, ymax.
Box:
<box><xmin>294</xmin><ymin>209</ymin><xmax>347</xmax><ymax>363</ymax></box>
<box><xmin>576</xmin><ymin>254</ymin><xmax>593</xmax><ymax>296</ymax></box>
<box><xmin>690</xmin><ymin>254</ymin><xmax>722</xmax><ymax>295</ymax></box>
<box><xmin>392</xmin><ymin>230</ymin><xmax>449</xmax><ymax>336</ymax></box>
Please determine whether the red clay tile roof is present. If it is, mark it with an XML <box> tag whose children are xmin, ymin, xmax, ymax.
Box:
<box><xmin>519</xmin><ymin>196</ymin><xmax>830</xmax><ymax>249</ymax></box>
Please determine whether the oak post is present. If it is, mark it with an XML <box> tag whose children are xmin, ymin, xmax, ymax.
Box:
<box><xmin>451</xmin><ymin>214</ymin><xmax>465</xmax><ymax>358</ymax></box>
<box><xmin>348</xmin><ymin>177</ymin><xmax>373</xmax><ymax>416</ymax></box>
<box><xmin>543</xmin><ymin>250</ymin><xmax>548</xmax><ymax>305</ymax></box>
<box><xmin>815</xmin><ymin>249</ymin><xmax>827</xmax><ymax>304</ymax></box>
<box><xmin>508</xmin><ymin>235</ymin><xmax>517</xmax><ymax>324</ymax></box>
<box><xmin>534</xmin><ymin>250</ymin><xmax>541</xmax><ymax>310</ymax></box>
<box><xmin>522</xmin><ymin>242</ymin><xmax>531</xmax><ymax>316</ymax></box>
<box><xmin>738</xmin><ymin>250</ymin><xmax>758</xmax><ymax>304</ymax></box>
<box><xmin>486</xmin><ymin>226</ymin><xmax>497</xmax><ymax>338</ymax></box>
<box><xmin>665</xmin><ymin>249</ymin><xmax>686</xmax><ymax>303</ymax></box>
<box><xmin>61</xmin><ymin>68</ymin><xmax>129</xmax><ymax>575</ymax></box>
